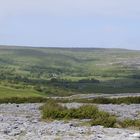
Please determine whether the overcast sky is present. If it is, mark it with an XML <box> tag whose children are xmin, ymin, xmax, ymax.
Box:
<box><xmin>0</xmin><ymin>0</ymin><xmax>140</xmax><ymax>49</ymax></box>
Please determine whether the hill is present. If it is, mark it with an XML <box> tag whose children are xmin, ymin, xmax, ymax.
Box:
<box><xmin>0</xmin><ymin>45</ymin><xmax>140</xmax><ymax>97</ymax></box>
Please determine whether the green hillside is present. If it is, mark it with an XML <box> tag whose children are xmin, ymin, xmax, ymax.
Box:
<box><xmin>0</xmin><ymin>45</ymin><xmax>140</xmax><ymax>97</ymax></box>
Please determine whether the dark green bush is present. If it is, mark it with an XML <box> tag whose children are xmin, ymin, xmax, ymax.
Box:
<box><xmin>119</xmin><ymin>119</ymin><xmax>140</xmax><ymax>128</ymax></box>
<box><xmin>71</xmin><ymin>105</ymin><xmax>98</xmax><ymax>119</ymax></box>
<box><xmin>62</xmin><ymin>105</ymin><xmax>99</xmax><ymax>119</ymax></box>
<box><xmin>91</xmin><ymin>111</ymin><xmax>117</xmax><ymax>127</ymax></box>
<box><xmin>41</xmin><ymin>100</ymin><xmax>67</xmax><ymax>119</ymax></box>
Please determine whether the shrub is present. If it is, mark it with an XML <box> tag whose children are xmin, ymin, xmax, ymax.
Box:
<box><xmin>41</xmin><ymin>100</ymin><xmax>99</xmax><ymax>120</ymax></box>
<box><xmin>119</xmin><ymin>119</ymin><xmax>140</xmax><ymax>128</ymax></box>
<box><xmin>90</xmin><ymin>111</ymin><xmax>117</xmax><ymax>127</ymax></box>
<box><xmin>67</xmin><ymin>105</ymin><xmax>98</xmax><ymax>119</ymax></box>
<box><xmin>41</xmin><ymin>100</ymin><xmax>117</xmax><ymax>127</ymax></box>
<box><xmin>40</xmin><ymin>100</ymin><xmax>67</xmax><ymax>119</ymax></box>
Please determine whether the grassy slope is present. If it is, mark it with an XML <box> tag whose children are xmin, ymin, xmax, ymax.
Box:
<box><xmin>0</xmin><ymin>45</ymin><xmax>140</xmax><ymax>97</ymax></box>
<box><xmin>0</xmin><ymin>86</ymin><xmax>41</xmax><ymax>98</ymax></box>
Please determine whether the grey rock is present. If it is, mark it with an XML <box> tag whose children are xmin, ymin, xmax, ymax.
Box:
<box><xmin>0</xmin><ymin>103</ymin><xmax>139</xmax><ymax>140</ymax></box>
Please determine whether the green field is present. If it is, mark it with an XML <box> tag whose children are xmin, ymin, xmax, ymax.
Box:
<box><xmin>0</xmin><ymin>86</ymin><xmax>42</xmax><ymax>98</ymax></box>
<box><xmin>0</xmin><ymin>45</ymin><xmax>140</xmax><ymax>97</ymax></box>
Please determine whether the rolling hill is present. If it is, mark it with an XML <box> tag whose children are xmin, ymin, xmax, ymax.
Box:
<box><xmin>0</xmin><ymin>45</ymin><xmax>140</xmax><ymax>97</ymax></box>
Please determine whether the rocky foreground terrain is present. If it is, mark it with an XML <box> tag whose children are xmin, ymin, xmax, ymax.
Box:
<box><xmin>0</xmin><ymin>103</ymin><xmax>139</xmax><ymax>140</ymax></box>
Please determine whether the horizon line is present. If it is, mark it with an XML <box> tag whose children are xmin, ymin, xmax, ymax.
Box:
<box><xmin>0</xmin><ymin>44</ymin><xmax>139</xmax><ymax>51</ymax></box>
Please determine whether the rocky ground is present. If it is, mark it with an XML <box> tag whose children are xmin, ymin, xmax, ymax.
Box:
<box><xmin>0</xmin><ymin>103</ymin><xmax>139</xmax><ymax>140</ymax></box>
<box><xmin>62</xmin><ymin>93</ymin><xmax>140</xmax><ymax>99</ymax></box>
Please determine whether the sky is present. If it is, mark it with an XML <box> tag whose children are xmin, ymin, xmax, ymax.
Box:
<box><xmin>0</xmin><ymin>0</ymin><xmax>140</xmax><ymax>50</ymax></box>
